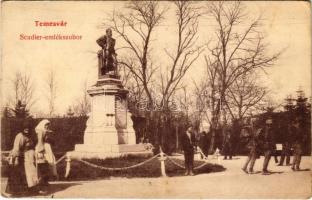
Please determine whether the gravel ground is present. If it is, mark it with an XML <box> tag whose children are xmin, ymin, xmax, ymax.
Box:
<box><xmin>1</xmin><ymin>156</ymin><xmax>311</xmax><ymax>198</ymax></box>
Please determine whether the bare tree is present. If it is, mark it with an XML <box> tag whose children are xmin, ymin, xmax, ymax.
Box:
<box><xmin>10</xmin><ymin>70</ymin><xmax>36</xmax><ymax>112</ymax></box>
<box><xmin>12</xmin><ymin>72</ymin><xmax>21</xmax><ymax>106</ymax></box>
<box><xmin>177</xmin><ymin>85</ymin><xmax>193</xmax><ymax>117</ymax></box>
<box><xmin>193</xmin><ymin>55</ymin><xmax>222</xmax><ymax>153</ymax></box>
<box><xmin>45</xmin><ymin>69</ymin><xmax>58</xmax><ymax>117</ymax></box>
<box><xmin>192</xmin><ymin>1</ymin><xmax>281</xmax><ymax>151</ymax></box>
<box><xmin>206</xmin><ymin>1</ymin><xmax>281</xmax><ymax>123</ymax></box>
<box><xmin>194</xmin><ymin>54</ymin><xmax>222</xmax><ymax>126</ymax></box>
<box><xmin>145</xmin><ymin>1</ymin><xmax>203</xmax><ymax>148</ymax></box>
<box><xmin>160</xmin><ymin>1</ymin><xmax>203</xmax><ymax>110</ymax></box>
<box><xmin>225</xmin><ymin>72</ymin><xmax>267</xmax><ymax>121</ymax></box>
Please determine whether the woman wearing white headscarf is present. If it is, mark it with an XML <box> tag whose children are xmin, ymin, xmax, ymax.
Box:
<box><xmin>35</xmin><ymin>119</ymin><xmax>57</xmax><ymax>193</ymax></box>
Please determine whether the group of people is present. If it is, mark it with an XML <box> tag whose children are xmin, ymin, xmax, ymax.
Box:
<box><xmin>3</xmin><ymin>116</ymin><xmax>305</xmax><ymax>194</ymax></box>
<box><xmin>181</xmin><ymin>117</ymin><xmax>305</xmax><ymax>176</ymax></box>
<box><xmin>4</xmin><ymin>119</ymin><xmax>57</xmax><ymax>197</ymax></box>
<box><xmin>241</xmin><ymin>118</ymin><xmax>304</xmax><ymax>175</ymax></box>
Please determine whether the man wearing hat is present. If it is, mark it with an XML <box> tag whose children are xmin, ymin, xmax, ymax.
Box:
<box><xmin>241</xmin><ymin>117</ymin><xmax>261</xmax><ymax>174</ymax></box>
<box><xmin>258</xmin><ymin>118</ymin><xmax>276</xmax><ymax>175</ymax></box>
<box><xmin>222</xmin><ymin>125</ymin><xmax>233</xmax><ymax>160</ymax></box>
<box><xmin>181</xmin><ymin>126</ymin><xmax>196</xmax><ymax>176</ymax></box>
<box><xmin>290</xmin><ymin>119</ymin><xmax>304</xmax><ymax>171</ymax></box>
<box><xmin>278</xmin><ymin>123</ymin><xmax>292</xmax><ymax>166</ymax></box>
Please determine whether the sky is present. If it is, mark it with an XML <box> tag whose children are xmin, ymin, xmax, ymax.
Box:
<box><xmin>1</xmin><ymin>1</ymin><xmax>311</xmax><ymax>116</ymax></box>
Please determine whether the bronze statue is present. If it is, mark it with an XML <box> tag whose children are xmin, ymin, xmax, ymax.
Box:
<box><xmin>97</xmin><ymin>28</ymin><xmax>117</xmax><ymax>76</ymax></box>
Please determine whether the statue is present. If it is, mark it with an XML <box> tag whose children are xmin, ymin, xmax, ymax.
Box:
<box><xmin>97</xmin><ymin>28</ymin><xmax>117</xmax><ymax>76</ymax></box>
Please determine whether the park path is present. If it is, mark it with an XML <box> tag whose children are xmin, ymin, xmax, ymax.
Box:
<box><xmin>47</xmin><ymin>156</ymin><xmax>311</xmax><ymax>198</ymax></box>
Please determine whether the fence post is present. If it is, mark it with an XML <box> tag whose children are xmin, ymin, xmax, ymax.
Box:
<box><xmin>158</xmin><ymin>146</ymin><xmax>167</xmax><ymax>177</ymax></box>
<box><xmin>64</xmin><ymin>154</ymin><xmax>71</xmax><ymax>178</ymax></box>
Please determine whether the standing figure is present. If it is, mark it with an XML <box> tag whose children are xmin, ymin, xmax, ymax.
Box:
<box><xmin>35</xmin><ymin>119</ymin><xmax>57</xmax><ymax>194</ymax></box>
<box><xmin>198</xmin><ymin>131</ymin><xmax>210</xmax><ymax>158</ymax></box>
<box><xmin>96</xmin><ymin>28</ymin><xmax>117</xmax><ymax>76</ymax></box>
<box><xmin>5</xmin><ymin>120</ymin><xmax>38</xmax><ymax>197</ymax></box>
<box><xmin>181</xmin><ymin>126</ymin><xmax>196</xmax><ymax>176</ymax></box>
<box><xmin>278</xmin><ymin>124</ymin><xmax>292</xmax><ymax>166</ymax></box>
<box><xmin>290</xmin><ymin>119</ymin><xmax>304</xmax><ymax>171</ymax></box>
<box><xmin>241</xmin><ymin>118</ymin><xmax>261</xmax><ymax>174</ymax></box>
<box><xmin>258</xmin><ymin>118</ymin><xmax>276</xmax><ymax>175</ymax></box>
<box><xmin>222</xmin><ymin>126</ymin><xmax>233</xmax><ymax>160</ymax></box>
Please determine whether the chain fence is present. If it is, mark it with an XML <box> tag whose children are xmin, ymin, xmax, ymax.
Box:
<box><xmin>165</xmin><ymin>156</ymin><xmax>185</xmax><ymax>169</ymax></box>
<box><xmin>75</xmin><ymin>153</ymin><xmax>160</xmax><ymax>171</ymax></box>
<box><xmin>2</xmin><ymin>147</ymin><xmax>218</xmax><ymax>175</ymax></box>
<box><xmin>165</xmin><ymin>153</ymin><xmax>212</xmax><ymax>170</ymax></box>
<box><xmin>55</xmin><ymin>155</ymin><xmax>67</xmax><ymax>165</ymax></box>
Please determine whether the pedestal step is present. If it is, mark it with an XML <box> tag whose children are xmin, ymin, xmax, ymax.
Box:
<box><xmin>71</xmin><ymin>144</ymin><xmax>153</xmax><ymax>160</ymax></box>
<box><xmin>75</xmin><ymin>144</ymin><xmax>151</xmax><ymax>153</ymax></box>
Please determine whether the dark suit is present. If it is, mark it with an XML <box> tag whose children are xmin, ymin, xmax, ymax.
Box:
<box><xmin>290</xmin><ymin>124</ymin><xmax>304</xmax><ymax>170</ymax></box>
<box><xmin>222</xmin><ymin>128</ymin><xmax>233</xmax><ymax>159</ymax></box>
<box><xmin>242</xmin><ymin>126</ymin><xmax>261</xmax><ymax>173</ymax></box>
<box><xmin>258</xmin><ymin>125</ymin><xmax>275</xmax><ymax>172</ymax></box>
<box><xmin>181</xmin><ymin>131</ymin><xmax>196</xmax><ymax>174</ymax></box>
<box><xmin>279</xmin><ymin>125</ymin><xmax>292</xmax><ymax>165</ymax></box>
<box><xmin>198</xmin><ymin>131</ymin><xmax>210</xmax><ymax>157</ymax></box>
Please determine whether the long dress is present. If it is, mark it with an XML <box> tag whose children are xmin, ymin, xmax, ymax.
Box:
<box><xmin>35</xmin><ymin>120</ymin><xmax>57</xmax><ymax>187</ymax></box>
<box><xmin>5</xmin><ymin>133</ymin><xmax>38</xmax><ymax>195</ymax></box>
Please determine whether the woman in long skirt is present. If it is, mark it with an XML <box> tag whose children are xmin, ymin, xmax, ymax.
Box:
<box><xmin>35</xmin><ymin>119</ymin><xmax>57</xmax><ymax>193</ymax></box>
<box><xmin>5</xmin><ymin>121</ymin><xmax>39</xmax><ymax>197</ymax></box>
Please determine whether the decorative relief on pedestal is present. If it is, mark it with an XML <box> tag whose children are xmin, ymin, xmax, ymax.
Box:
<box><xmin>115</xmin><ymin>97</ymin><xmax>127</xmax><ymax>129</ymax></box>
<box><xmin>127</xmin><ymin>112</ymin><xmax>136</xmax><ymax>145</ymax></box>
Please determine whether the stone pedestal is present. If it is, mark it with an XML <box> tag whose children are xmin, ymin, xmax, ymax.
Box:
<box><xmin>74</xmin><ymin>75</ymin><xmax>151</xmax><ymax>157</ymax></box>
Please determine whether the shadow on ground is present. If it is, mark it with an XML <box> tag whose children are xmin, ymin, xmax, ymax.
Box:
<box><xmin>28</xmin><ymin>182</ymin><xmax>82</xmax><ymax>197</ymax></box>
<box><xmin>296</xmin><ymin>168</ymin><xmax>310</xmax><ymax>171</ymax></box>
<box><xmin>165</xmin><ymin>158</ymin><xmax>226</xmax><ymax>177</ymax></box>
<box><xmin>222</xmin><ymin>157</ymin><xmax>241</xmax><ymax>160</ymax></box>
<box><xmin>1</xmin><ymin>178</ymin><xmax>81</xmax><ymax>198</ymax></box>
<box><xmin>44</xmin><ymin>182</ymin><xmax>81</xmax><ymax>196</ymax></box>
<box><xmin>56</xmin><ymin>156</ymin><xmax>226</xmax><ymax>181</ymax></box>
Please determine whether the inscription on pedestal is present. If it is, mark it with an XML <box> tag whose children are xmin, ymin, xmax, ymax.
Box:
<box><xmin>116</xmin><ymin>97</ymin><xmax>127</xmax><ymax>129</ymax></box>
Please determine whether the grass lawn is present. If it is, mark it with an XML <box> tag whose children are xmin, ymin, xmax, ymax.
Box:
<box><xmin>1</xmin><ymin>154</ymin><xmax>226</xmax><ymax>181</ymax></box>
<box><xmin>56</xmin><ymin>155</ymin><xmax>226</xmax><ymax>181</ymax></box>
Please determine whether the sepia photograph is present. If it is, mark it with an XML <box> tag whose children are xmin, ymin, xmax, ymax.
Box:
<box><xmin>0</xmin><ymin>0</ymin><xmax>311</xmax><ymax>198</ymax></box>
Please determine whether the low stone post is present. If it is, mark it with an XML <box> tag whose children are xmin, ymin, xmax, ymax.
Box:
<box><xmin>158</xmin><ymin>147</ymin><xmax>167</xmax><ymax>177</ymax></box>
<box><xmin>65</xmin><ymin>154</ymin><xmax>71</xmax><ymax>178</ymax></box>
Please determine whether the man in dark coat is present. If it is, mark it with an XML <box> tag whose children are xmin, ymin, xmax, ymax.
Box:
<box><xmin>258</xmin><ymin>118</ymin><xmax>276</xmax><ymax>175</ymax></box>
<box><xmin>290</xmin><ymin>119</ymin><xmax>304</xmax><ymax>171</ymax></box>
<box><xmin>96</xmin><ymin>28</ymin><xmax>117</xmax><ymax>75</ymax></box>
<box><xmin>181</xmin><ymin>126</ymin><xmax>196</xmax><ymax>176</ymax></box>
<box><xmin>278</xmin><ymin>124</ymin><xmax>292</xmax><ymax>166</ymax></box>
<box><xmin>198</xmin><ymin>131</ymin><xmax>210</xmax><ymax>158</ymax></box>
<box><xmin>241</xmin><ymin>118</ymin><xmax>261</xmax><ymax>174</ymax></box>
<box><xmin>222</xmin><ymin>125</ymin><xmax>233</xmax><ymax>160</ymax></box>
